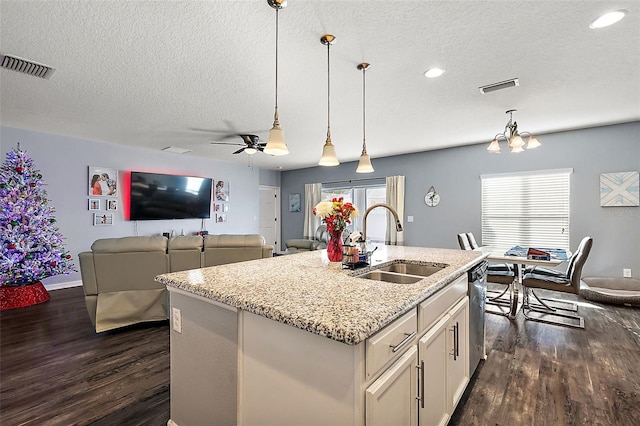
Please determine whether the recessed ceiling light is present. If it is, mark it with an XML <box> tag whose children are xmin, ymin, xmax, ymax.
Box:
<box><xmin>424</xmin><ymin>68</ymin><xmax>444</xmax><ymax>78</ymax></box>
<box><xmin>589</xmin><ymin>10</ymin><xmax>627</xmax><ymax>29</ymax></box>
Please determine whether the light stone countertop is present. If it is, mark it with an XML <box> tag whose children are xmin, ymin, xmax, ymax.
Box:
<box><xmin>156</xmin><ymin>245</ymin><xmax>486</xmax><ymax>345</ymax></box>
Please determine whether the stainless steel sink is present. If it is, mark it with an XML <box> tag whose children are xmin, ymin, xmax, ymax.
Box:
<box><xmin>357</xmin><ymin>270</ymin><xmax>424</xmax><ymax>284</ymax></box>
<box><xmin>378</xmin><ymin>262</ymin><xmax>446</xmax><ymax>277</ymax></box>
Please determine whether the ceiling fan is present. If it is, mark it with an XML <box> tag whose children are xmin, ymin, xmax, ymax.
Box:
<box><xmin>210</xmin><ymin>134</ymin><xmax>267</xmax><ymax>155</ymax></box>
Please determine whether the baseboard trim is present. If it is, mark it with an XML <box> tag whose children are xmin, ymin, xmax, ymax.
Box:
<box><xmin>44</xmin><ymin>280</ymin><xmax>82</xmax><ymax>291</ymax></box>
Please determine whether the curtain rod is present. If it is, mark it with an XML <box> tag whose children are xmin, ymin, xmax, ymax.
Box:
<box><xmin>321</xmin><ymin>177</ymin><xmax>385</xmax><ymax>185</ymax></box>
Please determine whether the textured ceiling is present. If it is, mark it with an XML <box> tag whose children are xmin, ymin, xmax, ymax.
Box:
<box><xmin>1</xmin><ymin>1</ymin><xmax>639</xmax><ymax>171</ymax></box>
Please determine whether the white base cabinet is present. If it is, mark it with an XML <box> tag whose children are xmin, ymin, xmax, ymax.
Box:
<box><xmin>418</xmin><ymin>296</ymin><xmax>469</xmax><ymax>426</ymax></box>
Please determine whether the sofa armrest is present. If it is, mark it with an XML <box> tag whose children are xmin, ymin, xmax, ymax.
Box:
<box><xmin>285</xmin><ymin>239</ymin><xmax>315</xmax><ymax>250</ymax></box>
<box><xmin>79</xmin><ymin>251</ymin><xmax>98</xmax><ymax>296</ymax></box>
<box><xmin>262</xmin><ymin>245</ymin><xmax>274</xmax><ymax>258</ymax></box>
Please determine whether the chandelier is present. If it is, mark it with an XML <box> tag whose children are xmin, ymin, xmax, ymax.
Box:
<box><xmin>487</xmin><ymin>109</ymin><xmax>541</xmax><ymax>153</ymax></box>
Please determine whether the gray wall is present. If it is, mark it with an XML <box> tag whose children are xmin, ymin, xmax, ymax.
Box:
<box><xmin>281</xmin><ymin>122</ymin><xmax>640</xmax><ymax>278</ymax></box>
<box><xmin>1</xmin><ymin>126</ymin><xmax>262</xmax><ymax>287</ymax></box>
<box><xmin>259</xmin><ymin>168</ymin><xmax>281</xmax><ymax>187</ymax></box>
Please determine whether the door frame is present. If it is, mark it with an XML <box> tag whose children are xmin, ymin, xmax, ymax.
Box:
<box><xmin>259</xmin><ymin>185</ymin><xmax>281</xmax><ymax>252</ymax></box>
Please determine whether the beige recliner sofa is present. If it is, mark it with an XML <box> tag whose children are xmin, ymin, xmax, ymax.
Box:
<box><xmin>285</xmin><ymin>225</ymin><xmax>329</xmax><ymax>254</ymax></box>
<box><xmin>79</xmin><ymin>234</ymin><xmax>272</xmax><ymax>332</ymax></box>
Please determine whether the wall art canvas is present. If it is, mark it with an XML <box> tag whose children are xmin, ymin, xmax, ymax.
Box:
<box><xmin>214</xmin><ymin>180</ymin><xmax>229</xmax><ymax>202</ymax></box>
<box><xmin>107</xmin><ymin>199</ymin><xmax>118</xmax><ymax>211</ymax></box>
<box><xmin>289</xmin><ymin>193</ymin><xmax>301</xmax><ymax>212</ymax></box>
<box><xmin>89</xmin><ymin>166</ymin><xmax>118</xmax><ymax>196</ymax></box>
<box><xmin>600</xmin><ymin>171</ymin><xmax>639</xmax><ymax>207</ymax></box>
<box><xmin>89</xmin><ymin>199</ymin><xmax>100</xmax><ymax>210</ymax></box>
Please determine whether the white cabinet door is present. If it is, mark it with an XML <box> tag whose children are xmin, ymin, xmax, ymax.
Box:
<box><xmin>446</xmin><ymin>297</ymin><xmax>469</xmax><ymax>413</ymax></box>
<box><xmin>418</xmin><ymin>315</ymin><xmax>450</xmax><ymax>426</ymax></box>
<box><xmin>366</xmin><ymin>345</ymin><xmax>418</xmax><ymax>426</ymax></box>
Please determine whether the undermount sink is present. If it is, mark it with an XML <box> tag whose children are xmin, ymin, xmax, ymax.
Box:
<box><xmin>355</xmin><ymin>261</ymin><xmax>448</xmax><ymax>284</ymax></box>
<box><xmin>378</xmin><ymin>262</ymin><xmax>446</xmax><ymax>277</ymax></box>
<box><xmin>356</xmin><ymin>270</ymin><xmax>424</xmax><ymax>284</ymax></box>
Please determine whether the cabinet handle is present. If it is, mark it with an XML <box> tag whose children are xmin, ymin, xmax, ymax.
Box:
<box><xmin>450</xmin><ymin>324</ymin><xmax>458</xmax><ymax>361</ymax></box>
<box><xmin>455</xmin><ymin>321</ymin><xmax>460</xmax><ymax>358</ymax></box>
<box><xmin>390</xmin><ymin>331</ymin><xmax>416</xmax><ymax>353</ymax></box>
<box><xmin>415</xmin><ymin>360</ymin><xmax>425</xmax><ymax>409</ymax></box>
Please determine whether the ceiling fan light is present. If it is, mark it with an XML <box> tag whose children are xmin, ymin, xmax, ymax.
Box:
<box><xmin>244</xmin><ymin>147</ymin><xmax>258</xmax><ymax>155</ymax></box>
<box><xmin>264</xmin><ymin>122</ymin><xmax>288</xmax><ymax>156</ymax></box>
<box><xmin>526</xmin><ymin>135</ymin><xmax>541</xmax><ymax>149</ymax></box>
<box><xmin>319</xmin><ymin>140</ymin><xmax>339</xmax><ymax>166</ymax></box>
<box><xmin>356</xmin><ymin>151</ymin><xmax>374</xmax><ymax>173</ymax></box>
<box><xmin>487</xmin><ymin>139</ymin><xmax>501</xmax><ymax>153</ymax></box>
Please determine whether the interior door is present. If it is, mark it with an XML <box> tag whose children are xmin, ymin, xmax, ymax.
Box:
<box><xmin>259</xmin><ymin>186</ymin><xmax>280</xmax><ymax>251</ymax></box>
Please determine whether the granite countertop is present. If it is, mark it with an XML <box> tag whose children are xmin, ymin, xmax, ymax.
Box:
<box><xmin>156</xmin><ymin>246</ymin><xmax>486</xmax><ymax>345</ymax></box>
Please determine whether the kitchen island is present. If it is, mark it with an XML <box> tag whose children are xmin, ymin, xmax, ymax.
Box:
<box><xmin>156</xmin><ymin>245</ymin><xmax>486</xmax><ymax>426</ymax></box>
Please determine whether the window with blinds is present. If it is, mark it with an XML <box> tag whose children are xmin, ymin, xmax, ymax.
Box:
<box><xmin>481</xmin><ymin>169</ymin><xmax>572</xmax><ymax>250</ymax></box>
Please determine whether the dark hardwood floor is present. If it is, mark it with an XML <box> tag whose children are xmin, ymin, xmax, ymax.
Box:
<box><xmin>1</xmin><ymin>286</ymin><xmax>639</xmax><ymax>425</ymax></box>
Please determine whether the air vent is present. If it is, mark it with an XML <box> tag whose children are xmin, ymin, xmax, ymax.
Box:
<box><xmin>0</xmin><ymin>53</ymin><xmax>55</xmax><ymax>79</ymax></box>
<box><xmin>162</xmin><ymin>146</ymin><xmax>192</xmax><ymax>154</ymax></box>
<box><xmin>479</xmin><ymin>78</ymin><xmax>519</xmax><ymax>94</ymax></box>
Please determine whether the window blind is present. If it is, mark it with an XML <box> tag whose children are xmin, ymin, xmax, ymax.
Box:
<box><xmin>481</xmin><ymin>169</ymin><xmax>572</xmax><ymax>250</ymax></box>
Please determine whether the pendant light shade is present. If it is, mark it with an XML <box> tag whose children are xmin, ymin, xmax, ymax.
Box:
<box><xmin>319</xmin><ymin>34</ymin><xmax>339</xmax><ymax>166</ymax></box>
<box><xmin>356</xmin><ymin>63</ymin><xmax>374</xmax><ymax>173</ymax></box>
<box><xmin>264</xmin><ymin>0</ymin><xmax>289</xmax><ymax>156</ymax></box>
<box><xmin>487</xmin><ymin>109</ymin><xmax>541</xmax><ymax>154</ymax></box>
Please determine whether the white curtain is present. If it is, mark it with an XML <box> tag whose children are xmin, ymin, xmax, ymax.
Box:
<box><xmin>303</xmin><ymin>183</ymin><xmax>322</xmax><ymax>238</ymax></box>
<box><xmin>385</xmin><ymin>176</ymin><xmax>405</xmax><ymax>245</ymax></box>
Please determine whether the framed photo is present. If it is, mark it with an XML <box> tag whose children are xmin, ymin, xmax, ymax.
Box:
<box><xmin>106</xmin><ymin>199</ymin><xmax>118</xmax><ymax>211</ymax></box>
<box><xmin>222</xmin><ymin>203</ymin><xmax>230</xmax><ymax>213</ymax></box>
<box><xmin>214</xmin><ymin>203</ymin><xmax>222</xmax><ymax>212</ymax></box>
<box><xmin>89</xmin><ymin>199</ymin><xmax>100</xmax><ymax>211</ymax></box>
<box><xmin>89</xmin><ymin>166</ymin><xmax>118</xmax><ymax>197</ymax></box>
<box><xmin>215</xmin><ymin>180</ymin><xmax>229</xmax><ymax>202</ymax></box>
<box><xmin>289</xmin><ymin>193</ymin><xmax>301</xmax><ymax>212</ymax></box>
<box><xmin>216</xmin><ymin>213</ymin><xmax>227</xmax><ymax>223</ymax></box>
<box><xmin>93</xmin><ymin>213</ymin><xmax>113</xmax><ymax>226</ymax></box>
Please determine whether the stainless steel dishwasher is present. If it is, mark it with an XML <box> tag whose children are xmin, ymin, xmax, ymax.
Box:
<box><xmin>468</xmin><ymin>260</ymin><xmax>488</xmax><ymax>375</ymax></box>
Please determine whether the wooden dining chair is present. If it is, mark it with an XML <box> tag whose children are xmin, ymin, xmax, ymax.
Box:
<box><xmin>457</xmin><ymin>232</ymin><xmax>515</xmax><ymax>316</ymax></box>
<box><xmin>521</xmin><ymin>236</ymin><xmax>593</xmax><ymax>328</ymax></box>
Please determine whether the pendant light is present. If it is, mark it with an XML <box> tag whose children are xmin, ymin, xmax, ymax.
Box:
<box><xmin>356</xmin><ymin>63</ymin><xmax>374</xmax><ymax>173</ymax></box>
<box><xmin>319</xmin><ymin>34</ymin><xmax>339</xmax><ymax>166</ymax></box>
<box><xmin>264</xmin><ymin>0</ymin><xmax>289</xmax><ymax>156</ymax></box>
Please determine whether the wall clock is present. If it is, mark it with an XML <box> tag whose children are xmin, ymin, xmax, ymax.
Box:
<box><xmin>425</xmin><ymin>186</ymin><xmax>440</xmax><ymax>207</ymax></box>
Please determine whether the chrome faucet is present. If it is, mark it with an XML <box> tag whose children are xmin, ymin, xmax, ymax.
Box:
<box><xmin>362</xmin><ymin>203</ymin><xmax>403</xmax><ymax>242</ymax></box>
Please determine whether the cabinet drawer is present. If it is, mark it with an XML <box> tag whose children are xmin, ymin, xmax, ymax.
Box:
<box><xmin>366</xmin><ymin>309</ymin><xmax>417</xmax><ymax>379</ymax></box>
<box><xmin>418</xmin><ymin>274</ymin><xmax>466</xmax><ymax>334</ymax></box>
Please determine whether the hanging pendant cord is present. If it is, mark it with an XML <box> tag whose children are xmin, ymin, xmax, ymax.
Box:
<box><xmin>274</xmin><ymin>9</ymin><xmax>279</xmax><ymax>114</ymax></box>
<box><xmin>362</xmin><ymin>67</ymin><xmax>366</xmax><ymax>151</ymax></box>
<box><xmin>326</xmin><ymin>41</ymin><xmax>331</xmax><ymax>139</ymax></box>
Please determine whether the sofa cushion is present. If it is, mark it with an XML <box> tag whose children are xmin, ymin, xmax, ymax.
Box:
<box><xmin>168</xmin><ymin>235</ymin><xmax>204</xmax><ymax>272</ymax></box>
<box><xmin>168</xmin><ymin>235</ymin><xmax>204</xmax><ymax>250</ymax></box>
<box><xmin>204</xmin><ymin>234</ymin><xmax>266</xmax><ymax>248</ymax></box>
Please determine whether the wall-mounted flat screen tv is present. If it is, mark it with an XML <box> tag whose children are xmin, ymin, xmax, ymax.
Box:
<box><xmin>130</xmin><ymin>171</ymin><xmax>213</xmax><ymax>220</ymax></box>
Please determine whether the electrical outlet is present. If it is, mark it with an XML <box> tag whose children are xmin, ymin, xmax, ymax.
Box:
<box><xmin>172</xmin><ymin>307</ymin><xmax>182</xmax><ymax>333</ymax></box>
<box><xmin>407</xmin><ymin>216</ymin><xmax>414</xmax><ymax>223</ymax></box>
<box><xmin>623</xmin><ymin>268</ymin><xmax>632</xmax><ymax>278</ymax></box>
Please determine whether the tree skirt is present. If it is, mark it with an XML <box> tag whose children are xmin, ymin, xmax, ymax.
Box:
<box><xmin>0</xmin><ymin>282</ymin><xmax>50</xmax><ymax>310</ymax></box>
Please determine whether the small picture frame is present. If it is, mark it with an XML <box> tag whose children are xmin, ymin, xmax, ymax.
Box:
<box><xmin>216</xmin><ymin>213</ymin><xmax>227</xmax><ymax>223</ymax></box>
<box><xmin>214</xmin><ymin>203</ymin><xmax>222</xmax><ymax>212</ymax></box>
<box><xmin>89</xmin><ymin>199</ymin><xmax>100</xmax><ymax>211</ymax></box>
<box><xmin>222</xmin><ymin>203</ymin><xmax>230</xmax><ymax>213</ymax></box>
<box><xmin>289</xmin><ymin>193</ymin><xmax>301</xmax><ymax>212</ymax></box>
<box><xmin>94</xmin><ymin>213</ymin><xmax>113</xmax><ymax>226</ymax></box>
<box><xmin>106</xmin><ymin>199</ymin><xmax>118</xmax><ymax>211</ymax></box>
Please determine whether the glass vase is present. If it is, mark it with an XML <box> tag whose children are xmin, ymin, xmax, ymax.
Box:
<box><xmin>327</xmin><ymin>230</ymin><xmax>344</xmax><ymax>262</ymax></box>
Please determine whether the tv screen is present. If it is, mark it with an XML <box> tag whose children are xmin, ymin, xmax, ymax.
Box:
<box><xmin>130</xmin><ymin>171</ymin><xmax>212</xmax><ymax>220</ymax></box>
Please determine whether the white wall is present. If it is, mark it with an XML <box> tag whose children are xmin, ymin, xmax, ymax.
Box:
<box><xmin>1</xmin><ymin>126</ymin><xmax>262</xmax><ymax>288</ymax></box>
<box><xmin>280</xmin><ymin>122</ymin><xmax>640</xmax><ymax>278</ymax></box>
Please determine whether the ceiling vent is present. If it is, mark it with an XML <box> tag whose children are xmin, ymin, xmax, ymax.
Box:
<box><xmin>0</xmin><ymin>53</ymin><xmax>55</xmax><ymax>79</ymax></box>
<box><xmin>479</xmin><ymin>78</ymin><xmax>519</xmax><ymax>94</ymax></box>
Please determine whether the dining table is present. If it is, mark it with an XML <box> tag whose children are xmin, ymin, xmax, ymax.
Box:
<box><xmin>475</xmin><ymin>246</ymin><xmax>569</xmax><ymax>318</ymax></box>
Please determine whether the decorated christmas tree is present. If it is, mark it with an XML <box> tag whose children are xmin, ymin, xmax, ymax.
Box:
<box><xmin>0</xmin><ymin>144</ymin><xmax>74</xmax><ymax>297</ymax></box>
